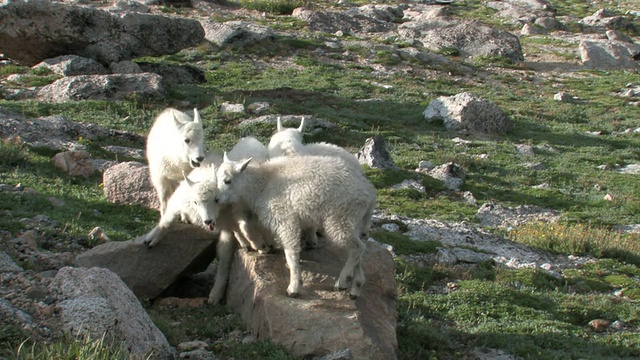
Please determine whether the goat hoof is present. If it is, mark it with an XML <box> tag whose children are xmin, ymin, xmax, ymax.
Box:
<box><xmin>286</xmin><ymin>291</ymin><xmax>299</xmax><ymax>298</ymax></box>
<box><xmin>349</xmin><ymin>293</ymin><xmax>359</xmax><ymax>300</ymax></box>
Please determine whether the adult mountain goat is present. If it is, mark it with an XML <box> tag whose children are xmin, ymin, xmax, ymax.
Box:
<box><xmin>146</xmin><ymin>108</ymin><xmax>206</xmax><ymax>215</ymax></box>
<box><xmin>216</xmin><ymin>154</ymin><xmax>377</xmax><ymax>299</ymax></box>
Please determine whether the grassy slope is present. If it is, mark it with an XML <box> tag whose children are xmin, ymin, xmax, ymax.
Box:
<box><xmin>1</xmin><ymin>0</ymin><xmax>640</xmax><ymax>359</ymax></box>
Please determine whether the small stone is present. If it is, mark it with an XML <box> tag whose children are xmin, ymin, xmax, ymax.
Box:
<box><xmin>219</xmin><ymin>102</ymin><xmax>245</xmax><ymax>114</ymax></box>
<box><xmin>381</xmin><ymin>223</ymin><xmax>400</xmax><ymax>232</ymax></box>
<box><xmin>593</xmin><ymin>184</ymin><xmax>603</xmax><ymax>191</ymax></box>
<box><xmin>26</xmin><ymin>286</ymin><xmax>49</xmax><ymax>300</ymax></box>
<box><xmin>610</xmin><ymin>320</ymin><xmax>625</xmax><ymax>331</ymax></box>
<box><xmin>417</xmin><ymin>160</ymin><xmax>435</xmax><ymax>171</ymax></box>
<box><xmin>554</xmin><ymin>92</ymin><xmax>575</xmax><ymax>102</ymax></box>
<box><xmin>241</xmin><ymin>334</ymin><xmax>257</xmax><ymax>345</ymax></box>
<box><xmin>604</xmin><ymin>193</ymin><xmax>614</xmax><ymax>201</ymax></box>
<box><xmin>588</xmin><ymin>319</ymin><xmax>610</xmax><ymax>332</ymax></box>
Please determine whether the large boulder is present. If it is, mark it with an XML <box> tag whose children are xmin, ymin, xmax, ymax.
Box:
<box><xmin>75</xmin><ymin>224</ymin><xmax>218</xmax><ymax>300</ymax></box>
<box><xmin>49</xmin><ymin>266</ymin><xmax>176</xmax><ymax>359</ymax></box>
<box><xmin>399</xmin><ymin>16</ymin><xmax>524</xmax><ymax>62</ymax></box>
<box><xmin>0</xmin><ymin>0</ymin><xmax>205</xmax><ymax>66</ymax></box>
<box><xmin>423</xmin><ymin>92</ymin><xmax>514</xmax><ymax>134</ymax></box>
<box><xmin>102</xmin><ymin>161</ymin><xmax>160</xmax><ymax>210</ymax></box>
<box><xmin>579</xmin><ymin>40</ymin><xmax>640</xmax><ymax>70</ymax></box>
<box><xmin>225</xmin><ymin>241</ymin><xmax>398</xmax><ymax>360</ymax></box>
<box><xmin>292</xmin><ymin>7</ymin><xmax>396</xmax><ymax>34</ymax></box>
<box><xmin>36</xmin><ymin>73</ymin><xmax>166</xmax><ymax>102</ymax></box>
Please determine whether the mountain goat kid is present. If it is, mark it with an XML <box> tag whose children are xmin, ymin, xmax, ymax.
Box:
<box><xmin>141</xmin><ymin>165</ymin><xmax>269</xmax><ymax>305</ymax></box>
<box><xmin>267</xmin><ymin>116</ymin><xmax>364</xmax><ymax>248</ymax></box>
<box><xmin>267</xmin><ymin>116</ymin><xmax>363</xmax><ymax>172</ymax></box>
<box><xmin>216</xmin><ymin>154</ymin><xmax>377</xmax><ymax>299</ymax></box>
<box><xmin>147</xmin><ymin>108</ymin><xmax>206</xmax><ymax>215</ymax></box>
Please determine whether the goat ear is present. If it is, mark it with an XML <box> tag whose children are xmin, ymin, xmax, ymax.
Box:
<box><xmin>193</xmin><ymin>108</ymin><xmax>201</xmax><ymax>124</ymax></box>
<box><xmin>223</xmin><ymin>151</ymin><xmax>231</xmax><ymax>163</ymax></box>
<box><xmin>183</xmin><ymin>171</ymin><xmax>196</xmax><ymax>187</ymax></box>
<box><xmin>276</xmin><ymin>116</ymin><xmax>283</xmax><ymax>132</ymax></box>
<box><xmin>298</xmin><ymin>117</ymin><xmax>306</xmax><ymax>133</ymax></box>
<box><xmin>237</xmin><ymin>158</ymin><xmax>252</xmax><ymax>172</ymax></box>
<box><xmin>172</xmin><ymin>111</ymin><xmax>186</xmax><ymax>126</ymax></box>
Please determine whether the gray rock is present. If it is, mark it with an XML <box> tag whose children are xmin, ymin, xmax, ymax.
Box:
<box><xmin>0</xmin><ymin>251</ymin><xmax>23</xmax><ymax>272</ymax></box>
<box><xmin>0</xmin><ymin>0</ymin><xmax>205</xmax><ymax>66</ymax></box>
<box><xmin>346</xmin><ymin>4</ymin><xmax>404</xmax><ymax>23</ymax></box>
<box><xmin>534</xmin><ymin>16</ymin><xmax>564</xmax><ymax>31</ymax></box>
<box><xmin>579</xmin><ymin>9</ymin><xmax>635</xmax><ymax>31</ymax></box>
<box><xmin>606</xmin><ymin>30</ymin><xmax>635</xmax><ymax>43</ymax></box>
<box><xmin>225</xmin><ymin>241</ymin><xmax>398</xmax><ymax>360</ymax></box>
<box><xmin>37</xmin><ymin>73</ymin><xmax>165</xmax><ymax>102</ymax></box>
<box><xmin>50</xmin><ymin>267</ymin><xmax>176</xmax><ymax>359</ymax></box>
<box><xmin>427</xmin><ymin>162</ymin><xmax>466</xmax><ymax>190</ymax></box>
<box><xmin>32</xmin><ymin>55</ymin><xmax>109</xmax><ymax>76</ymax></box>
<box><xmin>292</xmin><ymin>7</ymin><xmax>396</xmax><ymax>34</ymax></box>
<box><xmin>399</xmin><ymin>18</ymin><xmax>524</xmax><ymax>62</ymax></box>
<box><xmin>515</xmin><ymin>144</ymin><xmax>535</xmax><ymax>155</ymax></box>
<box><xmin>202</xmin><ymin>20</ymin><xmax>274</xmax><ymax>47</ymax></box>
<box><xmin>553</xmin><ymin>92</ymin><xmax>576</xmax><ymax>102</ymax></box>
<box><xmin>486</xmin><ymin>0</ymin><xmax>555</xmax><ymax>23</ymax></box>
<box><xmin>101</xmin><ymin>145</ymin><xmax>145</xmax><ymax>160</ymax></box>
<box><xmin>102</xmin><ymin>161</ymin><xmax>159</xmax><ymax>210</ymax></box>
<box><xmin>108</xmin><ymin>0</ymin><xmax>151</xmax><ymax>13</ymax></box>
<box><xmin>75</xmin><ymin>224</ymin><xmax>217</xmax><ymax>300</ymax></box>
<box><xmin>109</xmin><ymin>60</ymin><xmax>143</xmax><ymax>74</ymax></box>
<box><xmin>391</xmin><ymin>179</ymin><xmax>426</xmax><ymax>193</ymax></box>
<box><xmin>313</xmin><ymin>348</ymin><xmax>355</xmax><ymax>360</ymax></box>
<box><xmin>356</xmin><ymin>135</ymin><xmax>397</xmax><ymax>170</ymax></box>
<box><xmin>0</xmin><ymin>110</ymin><xmax>145</xmax><ymax>151</ymax></box>
<box><xmin>423</xmin><ymin>92</ymin><xmax>514</xmax><ymax>134</ymax></box>
<box><xmin>521</xmin><ymin>23</ymin><xmax>546</xmax><ymax>36</ymax></box>
<box><xmin>580</xmin><ymin>40</ymin><xmax>640</xmax><ymax>70</ymax></box>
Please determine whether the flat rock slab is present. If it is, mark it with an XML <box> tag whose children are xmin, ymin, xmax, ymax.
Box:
<box><xmin>75</xmin><ymin>224</ymin><xmax>217</xmax><ymax>300</ymax></box>
<box><xmin>226</xmin><ymin>241</ymin><xmax>398</xmax><ymax>360</ymax></box>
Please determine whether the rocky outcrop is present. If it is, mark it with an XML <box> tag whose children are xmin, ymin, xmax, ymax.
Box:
<box><xmin>225</xmin><ymin>241</ymin><xmax>398</xmax><ymax>360</ymax></box>
<box><xmin>0</xmin><ymin>0</ymin><xmax>205</xmax><ymax>66</ymax></box>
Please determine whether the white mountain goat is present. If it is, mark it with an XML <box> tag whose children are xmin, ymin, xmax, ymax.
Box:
<box><xmin>141</xmin><ymin>165</ymin><xmax>269</xmax><ymax>304</ymax></box>
<box><xmin>267</xmin><ymin>116</ymin><xmax>362</xmax><ymax>172</ymax></box>
<box><xmin>146</xmin><ymin>108</ymin><xmax>206</xmax><ymax>215</ymax></box>
<box><xmin>215</xmin><ymin>154</ymin><xmax>377</xmax><ymax>299</ymax></box>
<box><xmin>267</xmin><ymin>116</ymin><xmax>364</xmax><ymax>248</ymax></box>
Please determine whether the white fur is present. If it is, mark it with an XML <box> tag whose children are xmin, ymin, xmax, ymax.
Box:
<box><xmin>141</xmin><ymin>165</ymin><xmax>269</xmax><ymax>305</ymax></box>
<box><xmin>227</xmin><ymin>136</ymin><xmax>269</xmax><ymax>163</ymax></box>
<box><xmin>267</xmin><ymin>117</ymin><xmax>363</xmax><ymax>248</ymax></box>
<box><xmin>216</xmin><ymin>155</ymin><xmax>377</xmax><ymax>299</ymax></box>
<box><xmin>267</xmin><ymin>116</ymin><xmax>362</xmax><ymax>171</ymax></box>
<box><xmin>146</xmin><ymin>108</ymin><xmax>206</xmax><ymax>215</ymax></box>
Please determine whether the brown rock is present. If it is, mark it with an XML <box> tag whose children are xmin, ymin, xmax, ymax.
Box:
<box><xmin>52</xmin><ymin>150</ymin><xmax>95</xmax><ymax>178</ymax></box>
<box><xmin>225</xmin><ymin>241</ymin><xmax>398</xmax><ymax>360</ymax></box>
<box><xmin>588</xmin><ymin>319</ymin><xmax>610</xmax><ymax>332</ymax></box>
<box><xmin>102</xmin><ymin>161</ymin><xmax>160</xmax><ymax>210</ymax></box>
